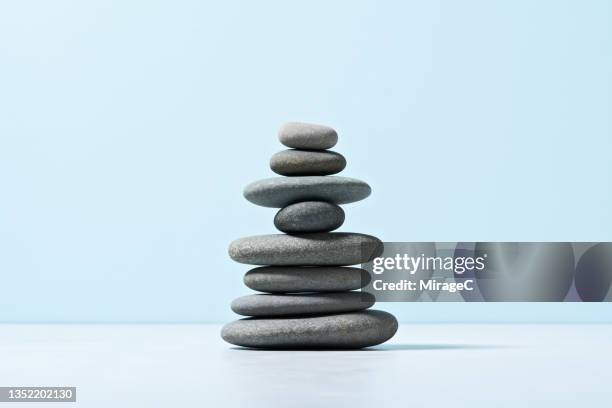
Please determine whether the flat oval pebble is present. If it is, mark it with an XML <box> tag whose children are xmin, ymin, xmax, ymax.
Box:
<box><xmin>231</xmin><ymin>292</ymin><xmax>374</xmax><ymax>317</ymax></box>
<box><xmin>278</xmin><ymin>122</ymin><xmax>338</xmax><ymax>150</ymax></box>
<box><xmin>270</xmin><ymin>149</ymin><xmax>346</xmax><ymax>176</ymax></box>
<box><xmin>244</xmin><ymin>266</ymin><xmax>370</xmax><ymax>293</ymax></box>
<box><xmin>274</xmin><ymin>201</ymin><xmax>344</xmax><ymax>233</ymax></box>
<box><xmin>243</xmin><ymin>176</ymin><xmax>371</xmax><ymax>208</ymax></box>
<box><xmin>228</xmin><ymin>233</ymin><xmax>383</xmax><ymax>266</ymax></box>
<box><xmin>221</xmin><ymin>310</ymin><xmax>398</xmax><ymax>349</ymax></box>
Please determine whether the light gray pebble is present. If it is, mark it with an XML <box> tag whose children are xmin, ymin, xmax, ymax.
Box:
<box><xmin>274</xmin><ymin>201</ymin><xmax>344</xmax><ymax>233</ymax></box>
<box><xmin>228</xmin><ymin>233</ymin><xmax>383</xmax><ymax>266</ymax></box>
<box><xmin>221</xmin><ymin>310</ymin><xmax>398</xmax><ymax>349</ymax></box>
<box><xmin>243</xmin><ymin>176</ymin><xmax>370</xmax><ymax>208</ymax></box>
<box><xmin>278</xmin><ymin>122</ymin><xmax>338</xmax><ymax>150</ymax></box>
<box><xmin>244</xmin><ymin>266</ymin><xmax>370</xmax><ymax>293</ymax></box>
<box><xmin>270</xmin><ymin>149</ymin><xmax>346</xmax><ymax>176</ymax></box>
<box><xmin>231</xmin><ymin>292</ymin><xmax>374</xmax><ymax>317</ymax></box>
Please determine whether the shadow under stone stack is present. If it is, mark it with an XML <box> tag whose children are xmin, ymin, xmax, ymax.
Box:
<box><xmin>222</xmin><ymin>122</ymin><xmax>398</xmax><ymax>349</ymax></box>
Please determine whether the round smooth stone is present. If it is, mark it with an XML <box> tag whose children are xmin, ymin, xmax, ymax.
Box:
<box><xmin>221</xmin><ymin>310</ymin><xmax>398</xmax><ymax>349</ymax></box>
<box><xmin>231</xmin><ymin>292</ymin><xmax>375</xmax><ymax>317</ymax></box>
<box><xmin>274</xmin><ymin>201</ymin><xmax>344</xmax><ymax>233</ymax></box>
<box><xmin>243</xmin><ymin>176</ymin><xmax>371</xmax><ymax>208</ymax></box>
<box><xmin>228</xmin><ymin>233</ymin><xmax>383</xmax><ymax>266</ymax></box>
<box><xmin>278</xmin><ymin>122</ymin><xmax>338</xmax><ymax>150</ymax></box>
<box><xmin>244</xmin><ymin>266</ymin><xmax>370</xmax><ymax>293</ymax></box>
<box><xmin>270</xmin><ymin>149</ymin><xmax>346</xmax><ymax>176</ymax></box>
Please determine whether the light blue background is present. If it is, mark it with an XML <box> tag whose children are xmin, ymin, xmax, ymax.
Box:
<box><xmin>1</xmin><ymin>0</ymin><xmax>610</xmax><ymax>323</ymax></box>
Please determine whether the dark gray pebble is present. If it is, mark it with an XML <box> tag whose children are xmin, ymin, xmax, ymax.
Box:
<box><xmin>221</xmin><ymin>310</ymin><xmax>398</xmax><ymax>349</ymax></box>
<box><xmin>231</xmin><ymin>292</ymin><xmax>375</xmax><ymax>317</ymax></box>
<box><xmin>274</xmin><ymin>201</ymin><xmax>344</xmax><ymax>233</ymax></box>
<box><xmin>228</xmin><ymin>233</ymin><xmax>383</xmax><ymax>266</ymax></box>
<box><xmin>244</xmin><ymin>266</ymin><xmax>370</xmax><ymax>293</ymax></box>
<box><xmin>243</xmin><ymin>176</ymin><xmax>370</xmax><ymax>208</ymax></box>
<box><xmin>270</xmin><ymin>149</ymin><xmax>346</xmax><ymax>176</ymax></box>
<box><xmin>278</xmin><ymin>122</ymin><xmax>337</xmax><ymax>150</ymax></box>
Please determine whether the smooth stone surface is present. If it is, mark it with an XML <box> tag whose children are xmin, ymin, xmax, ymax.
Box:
<box><xmin>221</xmin><ymin>310</ymin><xmax>398</xmax><ymax>349</ymax></box>
<box><xmin>228</xmin><ymin>233</ymin><xmax>383</xmax><ymax>266</ymax></box>
<box><xmin>243</xmin><ymin>176</ymin><xmax>371</xmax><ymax>208</ymax></box>
<box><xmin>270</xmin><ymin>149</ymin><xmax>346</xmax><ymax>176</ymax></box>
<box><xmin>274</xmin><ymin>201</ymin><xmax>344</xmax><ymax>233</ymax></box>
<box><xmin>244</xmin><ymin>266</ymin><xmax>370</xmax><ymax>293</ymax></box>
<box><xmin>278</xmin><ymin>122</ymin><xmax>337</xmax><ymax>150</ymax></box>
<box><xmin>231</xmin><ymin>292</ymin><xmax>375</xmax><ymax>317</ymax></box>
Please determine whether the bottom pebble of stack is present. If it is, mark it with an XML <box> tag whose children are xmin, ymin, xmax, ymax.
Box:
<box><xmin>221</xmin><ymin>310</ymin><xmax>398</xmax><ymax>349</ymax></box>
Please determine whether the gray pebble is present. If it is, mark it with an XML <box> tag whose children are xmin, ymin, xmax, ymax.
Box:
<box><xmin>221</xmin><ymin>310</ymin><xmax>398</xmax><ymax>349</ymax></box>
<box><xmin>243</xmin><ymin>176</ymin><xmax>370</xmax><ymax>208</ymax></box>
<box><xmin>274</xmin><ymin>201</ymin><xmax>344</xmax><ymax>233</ymax></box>
<box><xmin>270</xmin><ymin>149</ymin><xmax>346</xmax><ymax>176</ymax></box>
<box><xmin>231</xmin><ymin>292</ymin><xmax>375</xmax><ymax>317</ymax></box>
<box><xmin>244</xmin><ymin>266</ymin><xmax>370</xmax><ymax>293</ymax></box>
<box><xmin>228</xmin><ymin>233</ymin><xmax>383</xmax><ymax>266</ymax></box>
<box><xmin>278</xmin><ymin>122</ymin><xmax>338</xmax><ymax>150</ymax></box>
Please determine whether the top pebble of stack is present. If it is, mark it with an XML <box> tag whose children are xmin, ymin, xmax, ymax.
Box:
<box><xmin>278</xmin><ymin>122</ymin><xmax>338</xmax><ymax>150</ymax></box>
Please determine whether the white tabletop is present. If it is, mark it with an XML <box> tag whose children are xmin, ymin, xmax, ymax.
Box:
<box><xmin>0</xmin><ymin>324</ymin><xmax>609</xmax><ymax>407</ymax></box>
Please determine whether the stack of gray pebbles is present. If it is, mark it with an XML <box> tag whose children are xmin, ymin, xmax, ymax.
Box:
<box><xmin>222</xmin><ymin>122</ymin><xmax>398</xmax><ymax>349</ymax></box>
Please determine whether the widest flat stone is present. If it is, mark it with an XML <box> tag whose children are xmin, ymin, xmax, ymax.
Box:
<box><xmin>243</xmin><ymin>176</ymin><xmax>371</xmax><ymax>208</ymax></box>
<box><xmin>244</xmin><ymin>266</ymin><xmax>370</xmax><ymax>293</ymax></box>
<box><xmin>274</xmin><ymin>201</ymin><xmax>344</xmax><ymax>233</ymax></box>
<box><xmin>270</xmin><ymin>149</ymin><xmax>346</xmax><ymax>176</ymax></box>
<box><xmin>231</xmin><ymin>292</ymin><xmax>374</xmax><ymax>317</ymax></box>
<box><xmin>228</xmin><ymin>233</ymin><xmax>383</xmax><ymax>266</ymax></box>
<box><xmin>221</xmin><ymin>310</ymin><xmax>398</xmax><ymax>349</ymax></box>
<box><xmin>278</xmin><ymin>122</ymin><xmax>338</xmax><ymax>150</ymax></box>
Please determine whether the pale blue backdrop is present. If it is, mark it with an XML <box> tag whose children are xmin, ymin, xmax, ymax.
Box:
<box><xmin>1</xmin><ymin>0</ymin><xmax>610</xmax><ymax>322</ymax></box>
